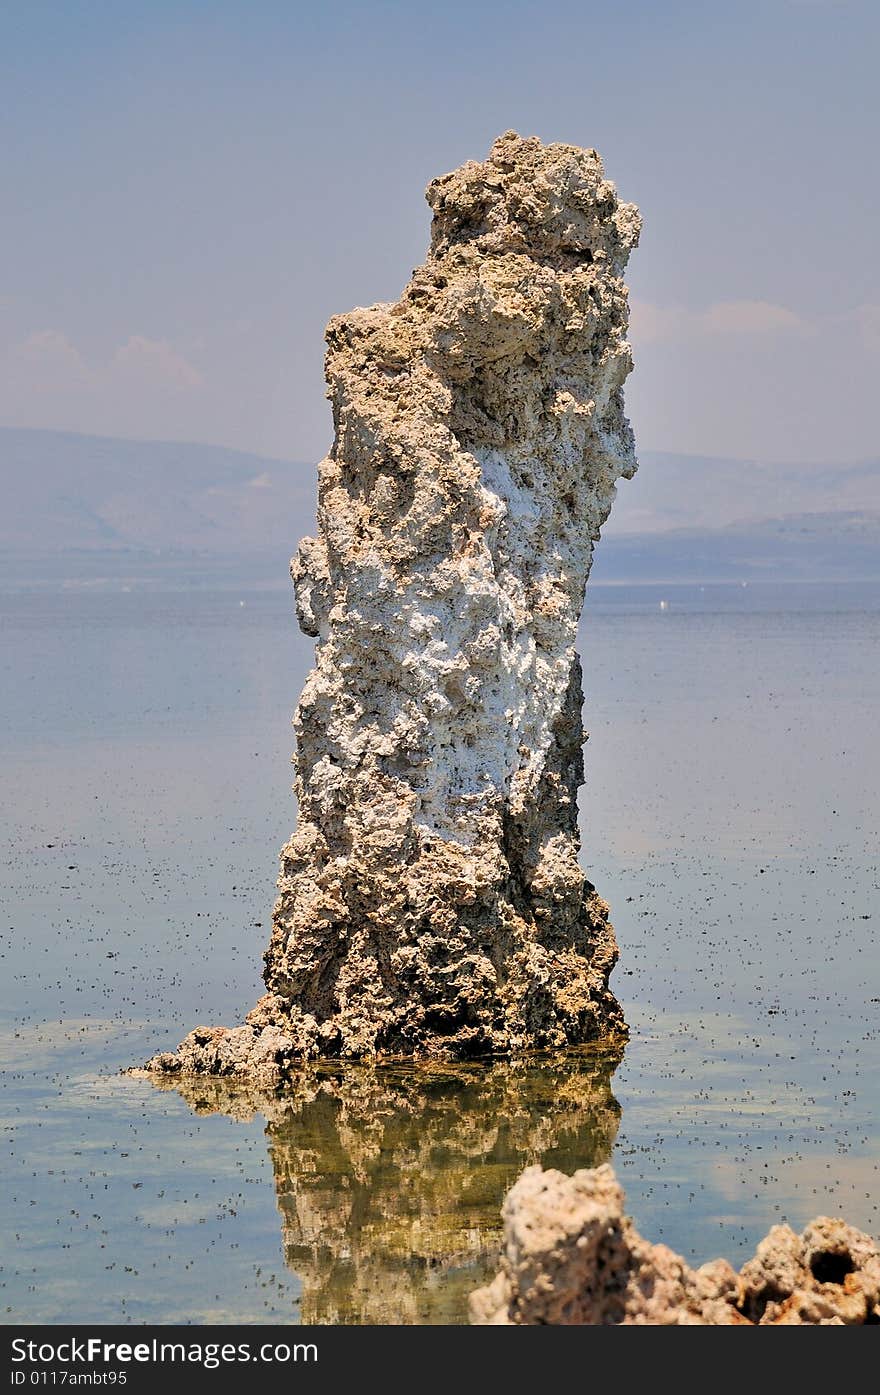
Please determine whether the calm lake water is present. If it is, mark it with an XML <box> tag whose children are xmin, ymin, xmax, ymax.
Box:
<box><xmin>2</xmin><ymin>579</ymin><xmax>878</xmax><ymax>1323</ymax></box>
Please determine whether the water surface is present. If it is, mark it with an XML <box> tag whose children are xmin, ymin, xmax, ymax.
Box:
<box><xmin>2</xmin><ymin>580</ymin><xmax>878</xmax><ymax>1321</ymax></box>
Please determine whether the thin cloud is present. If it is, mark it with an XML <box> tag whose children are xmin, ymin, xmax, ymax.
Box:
<box><xmin>702</xmin><ymin>299</ymin><xmax>805</xmax><ymax>335</ymax></box>
<box><xmin>113</xmin><ymin>335</ymin><xmax>204</xmax><ymax>389</ymax></box>
<box><xmin>853</xmin><ymin>303</ymin><xmax>880</xmax><ymax>351</ymax></box>
<box><xmin>630</xmin><ymin>297</ymin><xmax>809</xmax><ymax>345</ymax></box>
<box><xmin>628</xmin><ymin>300</ymin><xmax>689</xmax><ymax>345</ymax></box>
<box><xmin>0</xmin><ymin>329</ymin><xmax>206</xmax><ymax>437</ymax></box>
<box><xmin>7</xmin><ymin>329</ymin><xmax>204</xmax><ymax>395</ymax></box>
<box><xmin>15</xmin><ymin>329</ymin><xmax>92</xmax><ymax>377</ymax></box>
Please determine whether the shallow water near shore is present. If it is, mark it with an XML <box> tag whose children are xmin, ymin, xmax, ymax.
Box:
<box><xmin>2</xmin><ymin>579</ymin><xmax>879</xmax><ymax>1323</ymax></box>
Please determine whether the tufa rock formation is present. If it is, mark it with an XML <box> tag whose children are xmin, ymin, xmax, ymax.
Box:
<box><xmin>145</xmin><ymin>131</ymin><xmax>639</xmax><ymax>1076</ymax></box>
<box><xmin>470</xmin><ymin>1164</ymin><xmax>880</xmax><ymax>1325</ymax></box>
<box><xmin>145</xmin><ymin>1054</ymin><xmax>622</xmax><ymax>1323</ymax></box>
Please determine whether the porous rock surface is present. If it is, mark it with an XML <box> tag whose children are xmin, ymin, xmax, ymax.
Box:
<box><xmin>469</xmin><ymin>1164</ymin><xmax>880</xmax><ymax>1325</ymax></box>
<box><xmin>144</xmin><ymin>131</ymin><xmax>639</xmax><ymax>1076</ymax></box>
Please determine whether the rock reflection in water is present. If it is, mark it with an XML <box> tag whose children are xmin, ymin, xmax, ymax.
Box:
<box><xmin>151</xmin><ymin>1052</ymin><xmax>622</xmax><ymax>1324</ymax></box>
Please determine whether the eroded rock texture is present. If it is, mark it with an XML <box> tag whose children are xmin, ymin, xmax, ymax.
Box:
<box><xmin>470</xmin><ymin>1164</ymin><xmax>880</xmax><ymax>1325</ymax></box>
<box><xmin>145</xmin><ymin>131</ymin><xmax>639</xmax><ymax>1074</ymax></box>
<box><xmin>145</xmin><ymin>1054</ymin><xmax>622</xmax><ymax>1323</ymax></box>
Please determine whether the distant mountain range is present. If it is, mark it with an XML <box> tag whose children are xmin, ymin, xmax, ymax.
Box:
<box><xmin>2</xmin><ymin>426</ymin><xmax>879</xmax><ymax>586</ymax></box>
<box><xmin>0</xmin><ymin>426</ymin><xmax>316</xmax><ymax>556</ymax></box>
<box><xmin>593</xmin><ymin>510</ymin><xmax>880</xmax><ymax>584</ymax></box>
<box><xmin>605</xmin><ymin>449</ymin><xmax>880</xmax><ymax>535</ymax></box>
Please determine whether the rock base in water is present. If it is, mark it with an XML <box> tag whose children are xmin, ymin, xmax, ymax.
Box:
<box><xmin>469</xmin><ymin>1164</ymin><xmax>880</xmax><ymax>1325</ymax></box>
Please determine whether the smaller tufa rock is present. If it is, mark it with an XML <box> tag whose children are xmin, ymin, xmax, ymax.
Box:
<box><xmin>469</xmin><ymin>1163</ymin><xmax>880</xmax><ymax>1325</ymax></box>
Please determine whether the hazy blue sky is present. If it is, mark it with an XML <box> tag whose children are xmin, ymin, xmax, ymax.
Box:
<box><xmin>2</xmin><ymin>0</ymin><xmax>878</xmax><ymax>465</ymax></box>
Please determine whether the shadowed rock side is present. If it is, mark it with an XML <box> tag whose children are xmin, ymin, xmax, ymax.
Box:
<box><xmin>145</xmin><ymin>130</ymin><xmax>639</xmax><ymax>1076</ymax></box>
<box><xmin>470</xmin><ymin>1164</ymin><xmax>880</xmax><ymax>1325</ymax></box>
<box><xmin>145</xmin><ymin>1054</ymin><xmax>622</xmax><ymax>1324</ymax></box>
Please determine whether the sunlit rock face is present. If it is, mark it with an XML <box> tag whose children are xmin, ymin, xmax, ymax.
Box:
<box><xmin>470</xmin><ymin>1164</ymin><xmax>880</xmax><ymax>1326</ymax></box>
<box><xmin>149</xmin><ymin>1055</ymin><xmax>622</xmax><ymax>1324</ymax></box>
<box><xmin>145</xmin><ymin>131</ymin><xmax>639</xmax><ymax>1074</ymax></box>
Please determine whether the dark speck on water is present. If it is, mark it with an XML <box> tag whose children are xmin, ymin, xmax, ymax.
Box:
<box><xmin>1</xmin><ymin>579</ymin><xmax>879</xmax><ymax>1322</ymax></box>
